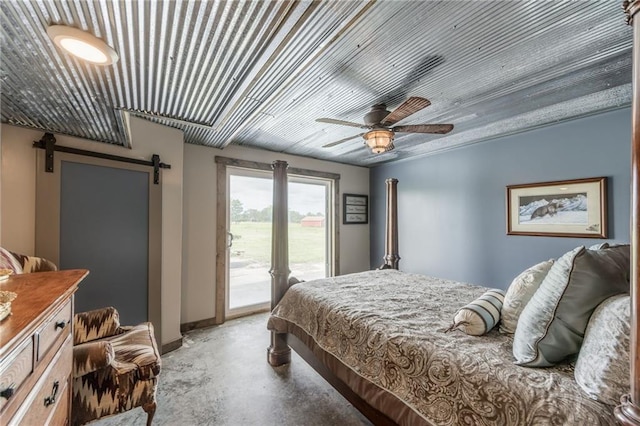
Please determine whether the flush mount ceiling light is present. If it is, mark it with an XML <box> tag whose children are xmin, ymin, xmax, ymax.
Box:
<box><xmin>363</xmin><ymin>129</ymin><xmax>395</xmax><ymax>154</ymax></box>
<box><xmin>47</xmin><ymin>25</ymin><xmax>118</xmax><ymax>65</ymax></box>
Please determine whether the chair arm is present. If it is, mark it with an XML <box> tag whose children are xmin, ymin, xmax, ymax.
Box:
<box><xmin>73</xmin><ymin>341</ymin><xmax>115</xmax><ymax>378</ymax></box>
<box><xmin>8</xmin><ymin>250</ymin><xmax>57</xmax><ymax>273</ymax></box>
<box><xmin>74</xmin><ymin>307</ymin><xmax>121</xmax><ymax>345</ymax></box>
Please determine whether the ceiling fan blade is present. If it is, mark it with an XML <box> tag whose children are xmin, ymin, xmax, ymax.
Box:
<box><xmin>322</xmin><ymin>133</ymin><xmax>363</xmax><ymax>148</ymax></box>
<box><xmin>393</xmin><ymin>124</ymin><xmax>454</xmax><ymax>134</ymax></box>
<box><xmin>380</xmin><ymin>97</ymin><xmax>431</xmax><ymax>126</ymax></box>
<box><xmin>316</xmin><ymin>118</ymin><xmax>369</xmax><ymax>129</ymax></box>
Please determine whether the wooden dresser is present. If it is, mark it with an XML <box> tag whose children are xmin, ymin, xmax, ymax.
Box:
<box><xmin>0</xmin><ymin>270</ymin><xmax>88</xmax><ymax>426</ymax></box>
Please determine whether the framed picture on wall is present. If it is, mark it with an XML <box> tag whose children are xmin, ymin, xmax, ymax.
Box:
<box><xmin>506</xmin><ymin>177</ymin><xmax>607</xmax><ymax>238</ymax></box>
<box><xmin>343</xmin><ymin>194</ymin><xmax>368</xmax><ymax>224</ymax></box>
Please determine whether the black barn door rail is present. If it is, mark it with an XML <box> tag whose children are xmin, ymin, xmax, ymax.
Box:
<box><xmin>32</xmin><ymin>133</ymin><xmax>171</xmax><ymax>184</ymax></box>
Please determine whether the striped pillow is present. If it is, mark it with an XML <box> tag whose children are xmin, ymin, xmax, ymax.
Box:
<box><xmin>447</xmin><ymin>289</ymin><xmax>506</xmax><ymax>336</ymax></box>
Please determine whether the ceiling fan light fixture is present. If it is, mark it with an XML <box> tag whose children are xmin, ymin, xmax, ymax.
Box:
<box><xmin>47</xmin><ymin>25</ymin><xmax>119</xmax><ymax>65</ymax></box>
<box><xmin>363</xmin><ymin>129</ymin><xmax>394</xmax><ymax>154</ymax></box>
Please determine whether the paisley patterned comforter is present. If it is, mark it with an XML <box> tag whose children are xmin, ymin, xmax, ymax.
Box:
<box><xmin>267</xmin><ymin>269</ymin><xmax>615</xmax><ymax>425</ymax></box>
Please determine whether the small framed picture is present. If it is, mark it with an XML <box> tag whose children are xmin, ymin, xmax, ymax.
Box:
<box><xmin>506</xmin><ymin>177</ymin><xmax>607</xmax><ymax>238</ymax></box>
<box><xmin>343</xmin><ymin>194</ymin><xmax>368</xmax><ymax>224</ymax></box>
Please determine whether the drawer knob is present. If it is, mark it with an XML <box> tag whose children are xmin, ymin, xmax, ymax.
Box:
<box><xmin>54</xmin><ymin>320</ymin><xmax>67</xmax><ymax>330</ymax></box>
<box><xmin>0</xmin><ymin>383</ymin><xmax>15</xmax><ymax>400</ymax></box>
<box><xmin>44</xmin><ymin>380</ymin><xmax>59</xmax><ymax>407</ymax></box>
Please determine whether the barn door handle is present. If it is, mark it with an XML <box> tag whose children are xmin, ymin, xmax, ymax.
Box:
<box><xmin>227</xmin><ymin>232</ymin><xmax>234</xmax><ymax>248</ymax></box>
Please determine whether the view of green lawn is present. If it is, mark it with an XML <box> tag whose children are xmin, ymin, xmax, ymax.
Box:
<box><xmin>230</xmin><ymin>222</ymin><xmax>325</xmax><ymax>264</ymax></box>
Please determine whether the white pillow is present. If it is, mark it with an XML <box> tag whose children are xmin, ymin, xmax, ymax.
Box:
<box><xmin>499</xmin><ymin>259</ymin><xmax>554</xmax><ymax>334</ymax></box>
<box><xmin>447</xmin><ymin>289</ymin><xmax>505</xmax><ymax>336</ymax></box>
<box><xmin>575</xmin><ymin>294</ymin><xmax>630</xmax><ymax>406</ymax></box>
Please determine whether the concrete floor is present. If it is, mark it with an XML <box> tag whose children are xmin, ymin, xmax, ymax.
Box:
<box><xmin>92</xmin><ymin>313</ymin><xmax>371</xmax><ymax>426</ymax></box>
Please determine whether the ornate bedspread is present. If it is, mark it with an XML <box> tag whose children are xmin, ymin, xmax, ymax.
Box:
<box><xmin>267</xmin><ymin>269</ymin><xmax>614</xmax><ymax>426</ymax></box>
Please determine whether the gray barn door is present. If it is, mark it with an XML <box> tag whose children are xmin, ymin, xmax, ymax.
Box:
<box><xmin>60</xmin><ymin>161</ymin><xmax>149</xmax><ymax>325</ymax></box>
<box><xmin>35</xmin><ymin>151</ymin><xmax>161</xmax><ymax>338</ymax></box>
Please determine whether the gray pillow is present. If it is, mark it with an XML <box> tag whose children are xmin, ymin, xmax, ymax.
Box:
<box><xmin>588</xmin><ymin>242</ymin><xmax>610</xmax><ymax>250</ymax></box>
<box><xmin>499</xmin><ymin>259</ymin><xmax>554</xmax><ymax>334</ymax></box>
<box><xmin>575</xmin><ymin>294</ymin><xmax>630</xmax><ymax>406</ymax></box>
<box><xmin>513</xmin><ymin>244</ymin><xmax>630</xmax><ymax>367</ymax></box>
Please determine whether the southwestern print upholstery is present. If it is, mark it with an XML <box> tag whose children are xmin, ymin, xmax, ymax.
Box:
<box><xmin>268</xmin><ymin>270</ymin><xmax>616</xmax><ymax>425</ymax></box>
<box><xmin>72</xmin><ymin>306</ymin><xmax>161</xmax><ymax>426</ymax></box>
<box><xmin>0</xmin><ymin>247</ymin><xmax>57</xmax><ymax>274</ymax></box>
<box><xmin>74</xmin><ymin>306</ymin><xmax>124</xmax><ymax>345</ymax></box>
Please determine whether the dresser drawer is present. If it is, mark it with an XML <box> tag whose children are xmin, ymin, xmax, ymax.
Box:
<box><xmin>9</xmin><ymin>335</ymin><xmax>72</xmax><ymax>426</ymax></box>
<box><xmin>48</xmin><ymin>382</ymin><xmax>70</xmax><ymax>426</ymax></box>
<box><xmin>0</xmin><ymin>339</ymin><xmax>34</xmax><ymax>412</ymax></box>
<box><xmin>37</xmin><ymin>299</ymin><xmax>72</xmax><ymax>361</ymax></box>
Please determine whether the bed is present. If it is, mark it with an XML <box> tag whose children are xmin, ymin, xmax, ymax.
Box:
<box><xmin>267</xmin><ymin>174</ymin><xmax>635</xmax><ymax>425</ymax></box>
<box><xmin>265</xmin><ymin>4</ymin><xmax>640</xmax><ymax>425</ymax></box>
<box><xmin>268</xmin><ymin>269</ymin><xmax>617</xmax><ymax>425</ymax></box>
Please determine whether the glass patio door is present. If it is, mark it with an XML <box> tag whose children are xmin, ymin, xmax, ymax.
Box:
<box><xmin>227</xmin><ymin>170</ymin><xmax>273</xmax><ymax>316</ymax></box>
<box><xmin>225</xmin><ymin>168</ymin><xmax>331</xmax><ymax>318</ymax></box>
<box><xmin>288</xmin><ymin>177</ymin><xmax>330</xmax><ymax>282</ymax></box>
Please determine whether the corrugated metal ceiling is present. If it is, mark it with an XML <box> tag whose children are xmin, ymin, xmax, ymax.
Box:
<box><xmin>0</xmin><ymin>1</ymin><xmax>632</xmax><ymax>167</ymax></box>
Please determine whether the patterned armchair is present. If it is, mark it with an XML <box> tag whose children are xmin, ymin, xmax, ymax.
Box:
<box><xmin>0</xmin><ymin>247</ymin><xmax>58</xmax><ymax>274</ymax></box>
<box><xmin>0</xmin><ymin>247</ymin><xmax>161</xmax><ymax>425</ymax></box>
<box><xmin>72</xmin><ymin>307</ymin><xmax>160</xmax><ymax>426</ymax></box>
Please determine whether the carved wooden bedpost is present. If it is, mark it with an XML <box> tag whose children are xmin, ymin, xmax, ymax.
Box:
<box><xmin>618</xmin><ymin>3</ymin><xmax>640</xmax><ymax>425</ymax></box>
<box><xmin>379</xmin><ymin>178</ymin><xmax>400</xmax><ymax>270</ymax></box>
<box><xmin>267</xmin><ymin>160</ymin><xmax>292</xmax><ymax>366</ymax></box>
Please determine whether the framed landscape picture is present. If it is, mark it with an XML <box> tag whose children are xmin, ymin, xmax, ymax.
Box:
<box><xmin>506</xmin><ymin>177</ymin><xmax>607</xmax><ymax>238</ymax></box>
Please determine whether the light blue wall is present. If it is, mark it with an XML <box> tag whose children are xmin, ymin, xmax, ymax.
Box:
<box><xmin>370</xmin><ymin>108</ymin><xmax>631</xmax><ymax>290</ymax></box>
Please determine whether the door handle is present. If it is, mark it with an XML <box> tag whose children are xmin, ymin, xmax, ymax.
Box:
<box><xmin>227</xmin><ymin>232</ymin><xmax>234</xmax><ymax>248</ymax></box>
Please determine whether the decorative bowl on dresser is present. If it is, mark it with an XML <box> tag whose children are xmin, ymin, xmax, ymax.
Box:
<box><xmin>0</xmin><ymin>269</ymin><xmax>88</xmax><ymax>426</ymax></box>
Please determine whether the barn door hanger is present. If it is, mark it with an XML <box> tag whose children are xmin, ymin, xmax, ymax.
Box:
<box><xmin>32</xmin><ymin>132</ymin><xmax>171</xmax><ymax>184</ymax></box>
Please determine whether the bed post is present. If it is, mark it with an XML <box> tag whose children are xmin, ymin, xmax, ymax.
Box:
<box><xmin>267</xmin><ymin>160</ymin><xmax>292</xmax><ymax>367</ymax></box>
<box><xmin>618</xmin><ymin>3</ymin><xmax>640</xmax><ymax>425</ymax></box>
<box><xmin>379</xmin><ymin>178</ymin><xmax>400</xmax><ymax>270</ymax></box>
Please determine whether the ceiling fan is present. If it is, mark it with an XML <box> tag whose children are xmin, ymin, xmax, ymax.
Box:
<box><xmin>317</xmin><ymin>97</ymin><xmax>453</xmax><ymax>153</ymax></box>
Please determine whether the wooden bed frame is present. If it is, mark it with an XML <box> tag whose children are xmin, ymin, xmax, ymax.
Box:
<box><xmin>619</xmin><ymin>3</ymin><xmax>640</xmax><ymax>424</ymax></box>
<box><xmin>267</xmin><ymin>4</ymin><xmax>640</xmax><ymax>421</ymax></box>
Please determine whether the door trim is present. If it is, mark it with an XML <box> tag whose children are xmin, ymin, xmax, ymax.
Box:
<box><xmin>35</xmin><ymin>150</ymin><xmax>162</xmax><ymax>341</ymax></box>
<box><xmin>214</xmin><ymin>155</ymin><xmax>340</xmax><ymax>324</ymax></box>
